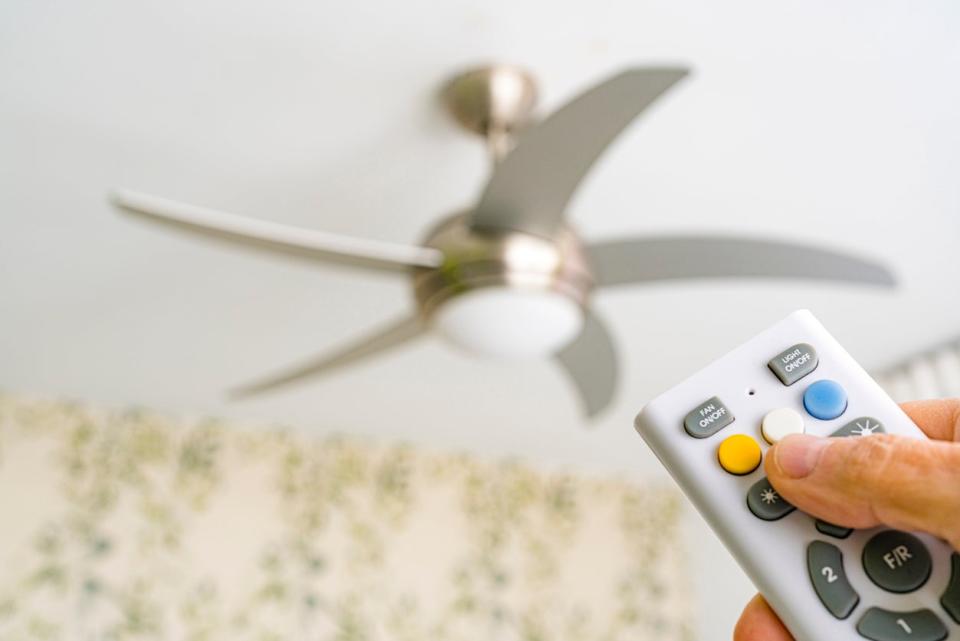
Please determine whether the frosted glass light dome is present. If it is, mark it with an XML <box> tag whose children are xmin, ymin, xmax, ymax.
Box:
<box><xmin>433</xmin><ymin>287</ymin><xmax>584</xmax><ymax>358</ymax></box>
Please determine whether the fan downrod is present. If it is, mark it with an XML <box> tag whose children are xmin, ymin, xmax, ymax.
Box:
<box><xmin>442</xmin><ymin>65</ymin><xmax>538</xmax><ymax>158</ymax></box>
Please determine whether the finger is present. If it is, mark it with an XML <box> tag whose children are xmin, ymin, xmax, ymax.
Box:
<box><xmin>900</xmin><ymin>399</ymin><xmax>960</xmax><ymax>442</ymax></box>
<box><xmin>767</xmin><ymin>433</ymin><xmax>960</xmax><ymax>549</ymax></box>
<box><xmin>733</xmin><ymin>594</ymin><xmax>794</xmax><ymax>641</ymax></box>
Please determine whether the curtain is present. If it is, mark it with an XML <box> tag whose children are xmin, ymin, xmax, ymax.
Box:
<box><xmin>875</xmin><ymin>338</ymin><xmax>960</xmax><ymax>401</ymax></box>
<box><xmin>0</xmin><ymin>394</ymin><xmax>691</xmax><ymax>641</ymax></box>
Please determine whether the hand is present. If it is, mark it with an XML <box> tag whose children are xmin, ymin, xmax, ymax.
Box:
<box><xmin>734</xmin><ymin>398</ymin><xmax>960</xmax><ymax>641</ymax></box>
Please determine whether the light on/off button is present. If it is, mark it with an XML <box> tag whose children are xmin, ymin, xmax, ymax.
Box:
<box><xmin>768</xmin><ymin>343</ymin><xmax>819</xmax><ymax>386</ymax></box>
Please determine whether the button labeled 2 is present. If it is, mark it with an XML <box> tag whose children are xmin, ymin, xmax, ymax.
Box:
<box><xmin>807</xmin><ymin>540</ymin><xmax>859</xmax><ymax>620</ymax></box>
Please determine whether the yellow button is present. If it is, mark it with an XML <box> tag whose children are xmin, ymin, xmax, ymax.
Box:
<box><xmin>717</xmin><ymin>434</ymin><xmax>762</xmax><ymax>475</ymax></box>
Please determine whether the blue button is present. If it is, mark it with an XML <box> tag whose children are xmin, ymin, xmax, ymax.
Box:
<box><xmin>803</xmin><ymin>380</ymin><xmax>848</xmax><ymax>420</ymax></box>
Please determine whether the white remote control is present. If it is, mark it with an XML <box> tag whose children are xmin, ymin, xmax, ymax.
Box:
<box><xmin>635</xmin><ymin>310</ymin><xmax>960</xmax><ymax>641</ymax></box>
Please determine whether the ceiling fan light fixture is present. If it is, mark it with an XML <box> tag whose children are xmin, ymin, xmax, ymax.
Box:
<box><xmin>432</xmin><ymin>287</ymin><xmax>584</xmax><ymax>359</ymax></box>
<box><xmin>110</xmin><ymin>64</ymin><xmax>896</xmax><ymax>418</ymax></box>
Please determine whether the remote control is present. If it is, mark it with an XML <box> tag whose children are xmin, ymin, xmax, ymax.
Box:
<box><xmin>635</xmin><ymin>310</ymin><xmax>960</xmax><ymax>641</ymax></box>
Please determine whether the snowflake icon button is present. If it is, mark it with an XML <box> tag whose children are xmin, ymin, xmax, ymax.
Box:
<box><xmin>831</xmin><ymin>417</ymin><xmax>886</xmax><ymax>438</ymax></box>
<box><xmin>747</xmin><ymin>477</ymin><xmax>796</xmax><ymax>521</ymax></box>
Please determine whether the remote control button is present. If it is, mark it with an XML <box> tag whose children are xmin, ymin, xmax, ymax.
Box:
<box><xmin>816</xmin><ymin>520</ymin><xmax>853</xmax><ymax>539</ymax></box>
<box><xmin>941</xmin><ymin>553</ymin><xmax>960</xmax><ymax>624</ymax></box>
<box><xmin>683</xmin><ymin>396</ymin><xmax>735</xmax><ymax>438</ymax></box>
<box><xmin>803</xmin><ymin>380</ymin><xmax>848</xmax><ymax>420</ymax></box>
<box><xmin>761</xmin><ymin>407</ymin><xmax>805</xmax><ymax>444</ymax></box>
<box><xmin>863</xmin><ymin>530</ymin><xmax>932</xmax><ymax>594</ymax></box>
<box><xmin>717</xmin><ymin>434</ymin><xmax>762</xmax><ymax>475</ymax></box>
<box><xmin>831</xmin><ymin>417</ymin><xmax>886</xmax><ymax>438</ymax></box>
<box><xmin>768</xmin><ymin>342</ymin><xmax>819</xmax><ymax>386</ymax></box>
<box><xmin>807</xmin><ymin>540</ymin><xmax>859</xmax><ymax>620</ymax></box>
<box><xmin>856</xmin><ymin>608</ymin><xmax>947</xmax><ymax>641</ymax></box>
<box><xmin>746</xmin><ymin>477</ymin><xmax>795</xmax><ymax>520</ymax></box>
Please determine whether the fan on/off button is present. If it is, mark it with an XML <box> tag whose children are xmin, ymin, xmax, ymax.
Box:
<box><xmin>683</xmin><ymin>396</ymin><xmax>734</xmax><ymax>438</ymax></box>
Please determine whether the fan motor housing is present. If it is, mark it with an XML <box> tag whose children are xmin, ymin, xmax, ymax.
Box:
<box><xmin>412</xmin><ymin>213</ymin><xmax>594</xmax><ymax>320</ymax></box>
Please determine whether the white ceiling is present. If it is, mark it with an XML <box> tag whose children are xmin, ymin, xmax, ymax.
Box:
<box><xmin>3</xmin><ymin>0</ymin><xmax>960</xmax><ymax>479</ymax></box>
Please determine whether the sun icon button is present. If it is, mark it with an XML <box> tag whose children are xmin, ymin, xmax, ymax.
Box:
<box><xmin>831</xmin><ymin>417</ymin><xmax>886</xmax><ymax>438</ymax></box>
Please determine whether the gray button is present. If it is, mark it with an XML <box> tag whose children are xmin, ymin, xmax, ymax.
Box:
<box><xmin>831</xmin><ymin>417</ymin><xmax>886</xmax><ymax>438</ymax></box>
<box><xmin>768</xmin><ymin>342</ymin><xmax>819</xmax><ymax>386</ymax></box>
<box><xmin>683</xmin><ymin>396</ymin><xmax>734</xmax><ymax>438</ymax></box>
<box><xmin>746</xmin><ymin>477</ymin><xmax>795</xmax><ymax>521</ymax></box>
<box><xmin>807</xmin><ymin>540</ymin><xmax>859</xmax><ymax>620</ymax></box>
<box><xmin>941</xmin><ymin>553</ymin><xmax>960</xmax><ymax>624</ymax></box>
<box><xmin>863</xmin><ymin>530</ymin><xmax>932</xmax><ymax>594</ymax></box>
<box><xmin>816</xmin><ymin>520</ymin><xmax>853</xmax><ymax>539</ymax></box>
<box><xmin>856</xmin><ymin>608</ymin><xmax>947</xmax><ymax>641</ymax></box>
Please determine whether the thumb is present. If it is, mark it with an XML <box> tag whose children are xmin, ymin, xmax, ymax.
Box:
<box><xmin>766</xmin><ymin>433</ymin><xmax>960</xmax><ymax>550</ymax></box>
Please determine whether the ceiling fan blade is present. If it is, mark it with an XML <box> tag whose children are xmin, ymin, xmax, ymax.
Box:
<box><xmin>555</xmin><ymin>310</ymin><xmax>619</xmax><ymax>418</ymax></box>
<box><xmin>230</xmin><ymin>314</ymin><xmax>425</xmax><ymax>398</ymax></box>
<box><xmin>111</xmin><ymin>189</ymin><xmax>444</xmax><ymax>273</ymax></box>
<box><xmin>588</xmin><ymin>236</ymin><xmax>896</xmax><ymax>289</ymax></box>
<box><xmin>470</xmin><ymin>67</ymin><xmax>689</xmax><ymax>238</ymax></box>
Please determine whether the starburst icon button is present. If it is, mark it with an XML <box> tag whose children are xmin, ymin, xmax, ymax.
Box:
<box><xmin>831</xmin><ymin>417</ymin><xmax>886</xmax><ymax>439</ymax></box>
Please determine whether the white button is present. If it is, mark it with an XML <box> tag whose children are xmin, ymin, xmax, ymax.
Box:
<box><xmin>761</xmin><ymin>407</ymin><xmax>805</xmax><ymax>444</ymax></box>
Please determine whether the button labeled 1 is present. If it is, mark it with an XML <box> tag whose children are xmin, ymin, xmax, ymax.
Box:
<box><xmin>857</xmin><ymin>608</ymin><xmax>947</xmax><ymax>641</ymax></box>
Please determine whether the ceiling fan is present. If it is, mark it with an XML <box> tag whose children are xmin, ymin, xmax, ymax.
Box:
<box><xmin>111</xmin><ymin>65</ymin><xmax>895</xmax><ymax>418</ymax></box>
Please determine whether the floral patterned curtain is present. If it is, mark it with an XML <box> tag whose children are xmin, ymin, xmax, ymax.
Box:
<box><xmin>0</xmin><ymin>395</ymin><xmax>691</xmax><ymax>641</ymax></box>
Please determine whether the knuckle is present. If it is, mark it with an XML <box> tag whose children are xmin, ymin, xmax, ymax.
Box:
<box><xmin>842</xmin><ymin>434</ymin><xmax>899</xmax><ymax>488</ymax></box>
<box><xmin>841</xmin><ymin>434</ymin><xmax>960</xmax><ymax>544</ymax></box>
<box><xmin>942</xmin><ymin>446</ymin><xmax>960</xmax><ymax>547</ymax></box>
<box><xmin>838</xmin><ymin>435</ymin><xmax>906</xmax><ymax>525</ymax></box>
<box><xmin>952</xmin><ymin>401</ymin><xmax>960</xmax><ymax>441</ymax></box>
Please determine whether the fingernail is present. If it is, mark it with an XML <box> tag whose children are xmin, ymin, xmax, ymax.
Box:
<box><xmin>774</xmin><ymin>434</ymin><xmax>830</xmax><ymax>479</ymax></box>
